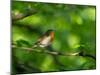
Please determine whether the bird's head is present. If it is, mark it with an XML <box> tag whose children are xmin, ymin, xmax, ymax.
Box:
<box><xmin>45</xmin><ymin>29</ymin><xmax>54</xmax><ymax>36</ymax></box>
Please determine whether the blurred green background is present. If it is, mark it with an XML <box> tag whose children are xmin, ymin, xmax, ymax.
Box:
<box><xmin>12</xmin><ymin>1</ymin><xmax>96</xmax><ymax>74</ymax></box>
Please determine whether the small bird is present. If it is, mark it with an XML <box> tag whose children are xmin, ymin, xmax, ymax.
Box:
<box><xmin>32</xmin><ymin>29</ymin><xmax>54</xmax><ymax>49</ymax></box>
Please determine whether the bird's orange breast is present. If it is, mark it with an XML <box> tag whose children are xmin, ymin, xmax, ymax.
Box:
<box><xmin>50</xmin><ymin>32</ymin><xmax>54</xmax><ymax>42</ymax></box>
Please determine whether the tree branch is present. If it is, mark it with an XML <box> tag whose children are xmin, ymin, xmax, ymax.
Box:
<box><xmin>12</xmin><ymin>45</ymin><xmax>96</xmax><ymax>60</ymax></box>
<box><xmin>12</xmin><ymin>45</ymin><xmax>80</xmax><ymax>56</ymax></box>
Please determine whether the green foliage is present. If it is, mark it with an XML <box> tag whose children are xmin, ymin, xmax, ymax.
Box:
<box><xmin>12</xmin><ymin>1</ymin><xmax>96</xmax><ymax>74</ymax></box>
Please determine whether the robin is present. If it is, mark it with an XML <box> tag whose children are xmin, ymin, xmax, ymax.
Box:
<box><xmin>32</xmin><ymin>29</ymin><xmax>54</xmax><ymax>49</ymax></box>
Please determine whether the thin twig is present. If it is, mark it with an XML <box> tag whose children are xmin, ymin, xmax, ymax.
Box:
<box><xmin>12</xmin><ymin>45</ymin><xmax>80</xmax><ymax>56</ymax></box>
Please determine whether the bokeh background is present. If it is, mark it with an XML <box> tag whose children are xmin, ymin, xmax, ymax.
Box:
<box><xmin>12</xmin><ymin>1</ymin><xmax>96</xmax><ymax>74</ymax></box>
